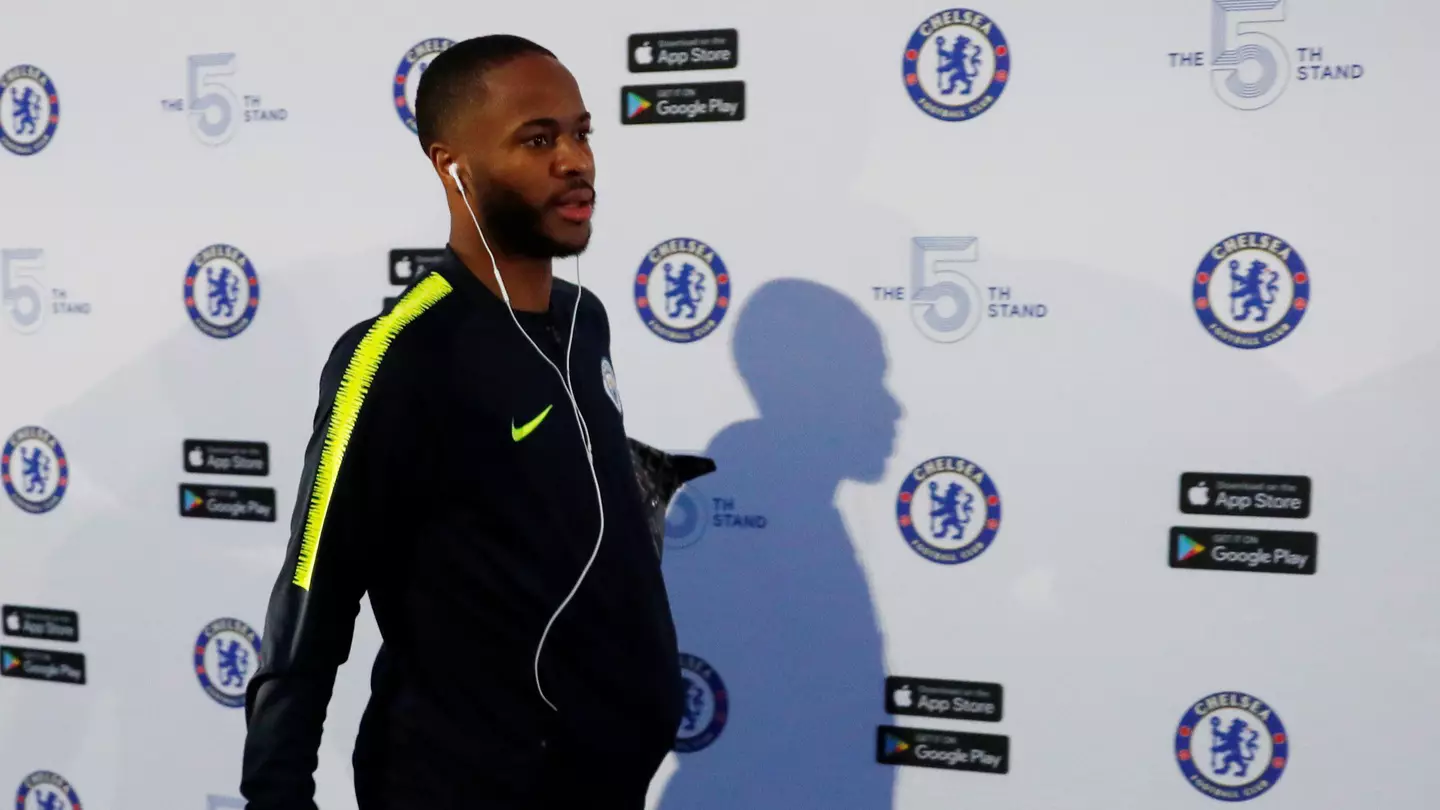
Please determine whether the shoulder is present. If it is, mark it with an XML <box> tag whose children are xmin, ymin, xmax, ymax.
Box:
<box><xmin>704</xmin><ymin>419</ymin><xmax>761</xmax><ymax>463</ymax></box>
<box><xmin>553</xmin><ymin>278</ymin><xmax>611</xmax><ymax>342</ymax></box>
<box><xmin>552</xmin><ymin>276</ymin><xmax>610</xmax><ymax>328</ymax></box>
<box><xmin>552</xmin><ymin>277</ymin><xmax>607</xmax><ymax>316</ymax></box>
<box><xmin>319</xmin><ymin>281</ymin><xmax>460</xmax><ymax>402</ymax></box>
<box><xmin>319</xmin><ymin>319</ymin><xmax>377</xmax><ymax>393</ymax></box>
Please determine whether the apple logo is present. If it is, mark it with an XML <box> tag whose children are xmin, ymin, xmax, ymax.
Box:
<box><xmin>394</xmin><ymin>256</ymin><xmax>413</xmax><ymax>279</ymax></box>
<box><xmin>634</xmin><ymin>41</ymin><xmax>654</xmax><ymax>65</ymax></box>
<box><xmin>892</xmin><ymin>685</ymin><xmax>913</xmax><ymax>708</ymax></box>
<box><xmin>1187</xmin><ymin>481</ymin><xmax>1210</xmax><ymax>507</ymax></box>
<box><xmin>188</xmin><ymin>445</ymin><xmax>206</xmax><ymax>469</ymax></box>
<box><xmin>4</xmin><ymin>612</ymin><xmax>19</xmax><ymax>632</ymax></box>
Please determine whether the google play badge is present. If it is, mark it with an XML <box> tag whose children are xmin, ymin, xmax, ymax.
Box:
<box><xmin>1176</xmin><ymin>533</ymin><xmax>1206</xmax><ymax>562</ymax></box>
<box><xmin>625</xmin><ymin>91</ymin><xmax>652</xmax><ymax>119</ymax></box>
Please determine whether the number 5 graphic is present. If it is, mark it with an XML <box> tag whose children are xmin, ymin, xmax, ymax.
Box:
<box><xmin>910</xmin><ymin>237</ymin><xmax>982</xmax><ymax>344</ymax></box>
<box><xmin>188</xmin><ymin>53</ymin><xmax>239</xmax><ymax>146</ymax></box>
<box><xmin>1</xmin><ymin>248</ymin><xmax>46</xmax><ymax>334</ymax></box>
<box><xmin>1210</xmin><ymin>0</ymin><xmax>1288</xmax><ymax>110</ymax></box>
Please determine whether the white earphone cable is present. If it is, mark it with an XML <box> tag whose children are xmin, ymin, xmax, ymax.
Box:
<box><xmin>454</xmin><ymin>171</ymin><xmax>605</xmax><ymax>713</ymax></box>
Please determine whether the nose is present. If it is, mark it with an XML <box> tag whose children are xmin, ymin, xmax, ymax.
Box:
<box><xmin>554</xmin><ymin>137</ymin><xmax>592</xmax><ymax>179</ymax></box>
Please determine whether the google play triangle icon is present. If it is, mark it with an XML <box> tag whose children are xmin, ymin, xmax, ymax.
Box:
<box><xmin>1176</xmin><ymin>533</ymin><xmax>1205</xmax><ymax>562</ymax></box>
<box><xmin>626</xmin><ymin>91</ymin><xmax>652</xmax><ymax>119</ymax></box>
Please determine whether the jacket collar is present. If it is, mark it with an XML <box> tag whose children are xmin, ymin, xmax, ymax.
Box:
<box><xmin>430</xmin><ymin>244</ymin><xmax>575</xmax><ymax>317</ymax></box>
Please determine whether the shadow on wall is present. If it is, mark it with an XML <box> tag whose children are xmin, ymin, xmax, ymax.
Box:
<box><xmin>656</xmin><ymin>278</ymin><xmax>902</xmax><ymax>810</ymax></box>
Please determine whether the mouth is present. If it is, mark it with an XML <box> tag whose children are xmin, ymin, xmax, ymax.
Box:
<box><xmin>553</xmin><ymin>188</ymin><xmax>595</xmax><ymax>224</ymax></box>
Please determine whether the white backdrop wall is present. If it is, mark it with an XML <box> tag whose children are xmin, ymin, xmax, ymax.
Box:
<box><xmin>2</xmin><ymin>0</ymin><xmax>1438</xmax><ymax>807</ymax></box>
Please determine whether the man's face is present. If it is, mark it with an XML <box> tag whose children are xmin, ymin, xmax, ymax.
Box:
<box><xmin>456</xmin><ymin>54</ymin><xmax>595</xmax><ymax>259</ymax></box>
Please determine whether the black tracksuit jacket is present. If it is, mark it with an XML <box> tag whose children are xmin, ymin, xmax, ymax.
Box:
<box><xmin>240</xmin><ymin>248</ymin><xmax>684</xmax><ymax>809</ymax></box>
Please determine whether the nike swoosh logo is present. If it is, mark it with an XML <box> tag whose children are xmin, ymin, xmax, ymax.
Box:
<box><xmin>511</xmin><ymin>404</ymin><xmax>554</xmax><ymax>442</ymax></box>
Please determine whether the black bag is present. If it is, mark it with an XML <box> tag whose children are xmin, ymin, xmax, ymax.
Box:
<box><xmin>626</xmin><ymin>438</ymin><xmax>716</xmax><ymax>560</ymax></box>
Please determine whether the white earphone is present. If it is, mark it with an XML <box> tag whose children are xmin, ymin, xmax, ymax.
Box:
<box><xmin>447</xmin><ymin>161</ymin><xmax>605</xmax><ymax>713</ymax></box>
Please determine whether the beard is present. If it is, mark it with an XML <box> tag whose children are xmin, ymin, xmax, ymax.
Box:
<box><xmin>478</xmin><ymin>179</ymin><xmax>592</xmax><ymax>260</ymax></box>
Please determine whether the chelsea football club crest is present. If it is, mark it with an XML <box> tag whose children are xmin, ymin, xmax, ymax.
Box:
<box><xmin>1</xmin><ymin>64</ymin><xmax>60</xmax><ymax>156</ymax></box>
<box><xmin>675</xmin><ymin>652</ymin><xmax>728</xmax><ymax>753</ymax></box>
<box><xmin>1193</xmin><ymin>232</ymin><xmax>1309</xmax><ymax>349</ymax></box>
<box><xmin>185</xmin><ymin>243</ymin><xmax>260</xmax><ymax>339</ymax></box>
<box><xmin>896</xmin><ymin>455</ymin><xmax>1002</xmax><ymax>564</ymax></box>
<box><xmin>15</xmin><ymin>771</ymin><xmax>82</xmax><ymax>810</ymax></box>
<box><xmin>635</xmin><ymin>238</ymin><xmax>731</xmax><ymax>344</ymax></box>
<box><xmin>1175</xmin><ymin>691</ymin><xmax>1289</xmax><ymax>801</ymax></box>
<box><xmin>902</xmin><ymin>9</ymin><xmax>1010</xmax><ymax>121</ymax></box>
<box><xmin>664</xmin><ymin>484</ymin><xmax>709</xmax><ymax>551</ymax></box>
<box><xmin>194</xmin><ymin>617</ymin><xmax>261</xmax><ymax>708</ymax></box>
<box><xmin>2</xmin><ymin>426</ymin><xmax>68</xmax><ymax>514</ymax></box>
<box><xmin>394</xmin><ymin>39</ymin><xmax>456</xmax><ymax>132</ymax></box>
<box><xmin>601</xmin><ymin>356</ymin><xmax>623</xmax><ymax>414</ymax></box>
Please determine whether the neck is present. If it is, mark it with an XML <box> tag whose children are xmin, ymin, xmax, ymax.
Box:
<box><xmin>748</xmin><ymin>419</ymin><xmax>865</xmax><ymax>502</ymax></box>
<box><xmin>449</xmin><ymin>220</ymin><xmax>553</xmax><ymax>313</ymax></box>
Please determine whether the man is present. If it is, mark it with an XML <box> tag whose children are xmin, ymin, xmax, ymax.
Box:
<box><xmin>240</xmin><ymin>35</ymin><xmax>686</xmax><ymax>809</ymax></box>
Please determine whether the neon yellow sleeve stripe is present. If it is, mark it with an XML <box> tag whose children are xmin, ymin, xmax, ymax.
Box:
<box><xmin>291</xmin><ymin>272</ymin><xmax>453</xmax><ymax>590</ymax></box>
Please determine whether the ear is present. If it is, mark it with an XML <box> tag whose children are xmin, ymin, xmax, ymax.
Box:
<box><xmin>428</xmin><ymin>143</ymin><xmax>458</xmax><ymax>183</ymax></box>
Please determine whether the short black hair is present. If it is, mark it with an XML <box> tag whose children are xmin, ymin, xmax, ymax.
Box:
<box><xmin>414</xmin><ymin>34</ymin><xmax>556</xmax><ymax>154</ymax></box>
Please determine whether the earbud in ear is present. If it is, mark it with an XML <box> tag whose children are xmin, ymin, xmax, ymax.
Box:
<box><xmin>447</xmin><ymin>163</ymin><xmax>461</xmax><ymax>185</ymax></box>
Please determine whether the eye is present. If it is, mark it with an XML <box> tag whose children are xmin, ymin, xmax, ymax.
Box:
<box><xmin>524</xmin><ymin>133</ymin><xmax>552</xmax><ymax>148</ymax></box>
<box><xmin>577</xmin><ymin>128</ymin><xmax>593</xmax><ymax>143</ymax></box>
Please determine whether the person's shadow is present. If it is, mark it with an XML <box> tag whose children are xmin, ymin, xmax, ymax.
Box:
<box><xmin>656</xmin><ymin>278</ymin><xmax>902</xmax><ymax>809</ymax></box>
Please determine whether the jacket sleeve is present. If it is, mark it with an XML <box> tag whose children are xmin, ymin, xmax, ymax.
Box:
<box><xmin>240</xmin><ymin>323</ymin><xmax>397</xmax><ymax>810</ymax></box>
